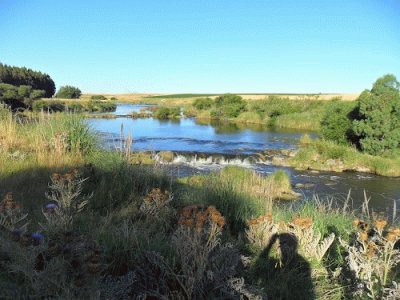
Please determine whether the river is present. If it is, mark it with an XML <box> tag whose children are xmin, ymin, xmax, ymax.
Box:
<box><xmin>88</xmin><ymin>103</ymin><xmax>400</xmax><ymax>214</ymax></box>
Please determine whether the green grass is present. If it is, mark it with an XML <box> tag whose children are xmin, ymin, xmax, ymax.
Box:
<box><xmin>282</xmin><ymin>138</ymin><xmax>400</xmax><ymax>176</ymax></box>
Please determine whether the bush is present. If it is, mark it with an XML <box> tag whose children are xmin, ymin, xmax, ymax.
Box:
<box><xmin>90</xmin><ymin>95</ymin><xmax>107</xmax><ymax>100</ymax></box>
<box><xmin>153</xmin><ymin>106</ymin><xmax>180</xmax><ymax>119</ymax></box>
<box><xmin>193</xmin><ymin>97</ymin><xmax>214</xmax><ymax>110</ymax></box>
<box><xmin>320</xmin><ymin>101</ymin><xmax>357</xmax><ymax>144</ymax></box>
<box><xmin>214</xmin><ymin>94</ymin><xmax>247</xmax><ymax>118</ymax></box>
<box><xmin>55</xmin><ymin>85</ymin><xmax>81</xmax><ymax>99</ymax></box>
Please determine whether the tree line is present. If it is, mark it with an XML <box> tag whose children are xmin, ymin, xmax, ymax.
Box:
<box><xmin>0</xmin><ymin>63</ymin><xmax>55</xmax><ymax>97</ymax></box>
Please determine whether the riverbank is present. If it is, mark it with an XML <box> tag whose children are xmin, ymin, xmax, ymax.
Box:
<box><xmin>270</xmin><ymin>137</ymin><xmax>400</xmax><ymax>177</ymax></box>
<box><xmin>1</xmin><ymin>104</ymin><xmax>400</xmax><ymax>299</ymax></box>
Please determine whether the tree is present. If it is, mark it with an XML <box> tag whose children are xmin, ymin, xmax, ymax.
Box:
<box><xmin>352</xmin><ymin>74</ymin><xmax>400</xmax><ymax>155</ymax></box>
<box><xmin>56</xmin><ymin>85</ymin><xmax>82</xmax><ymax>99</ymax></box>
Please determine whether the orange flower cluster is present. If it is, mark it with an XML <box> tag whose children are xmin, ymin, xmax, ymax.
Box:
<box><xmin>51</xmin><ymin>168</ymin><xmax>81</xmax><ymax>183</ymax></box>
<box><xmin>387</xmin><ymin>227</ymin><xmax>400</xmax><ymax>242</ymax></box>
<box><xmin>179</xmin><ymin>205</ymin><xmax>225</xmax><ymax>230</ymax></box>
<box><xmin>353</xmin><ymin>218</ymin><xmax>400</xmax><ymax>245</ymax></box>
<box><xmin>292</xmin><ymin>217</ymin><xmax>313</xmax><ymax>229</ymax></box>
<box><xmin>374</xmin><ymin>219</ymin><xmax>388</xmax><ymax>232</ymax></box>
<box><xmin>352</xmin><ymin>219</ymin><xmax>370</xmax><ymax>232</ymax></box>
<box><xmin>248</xmin><ymin>211</ymin><xmax>273</xmax><ymax>226</ymax></box>
<box><xmin>144</xmin><ymin>188</ymin><xmax>170</xmax><ymax>204</ymax></box>
<box><xmin>0</xmin><ymin>192</ymin><xmax>22</xmax><ymax>212</ymax></box>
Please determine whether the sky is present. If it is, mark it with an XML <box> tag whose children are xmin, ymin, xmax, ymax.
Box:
<box><xmin>1</xmin><ymin>0</ymin><xmax>399</xmax><ymax>94</ymax></box>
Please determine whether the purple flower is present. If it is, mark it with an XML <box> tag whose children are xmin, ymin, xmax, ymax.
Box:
<box><xmin>45</xmin><ymin>203</ymin><xmax>58</xmax><ymax>210</ymax></box>
<box><xmin>32</xmin><ymin>232</ymin><xmax>44</xmax><ymax>240</ymax></box>
<box><xmin>31</xmin><ymin>232</ymin><xmax>44</xmax><ymax>246</ymax></box>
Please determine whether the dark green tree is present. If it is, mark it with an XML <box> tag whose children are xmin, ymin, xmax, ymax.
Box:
<box><xmin>0</xmin><ymin>63</ymin><xmax>55</xmax><ymax>97</ymax></box>
<box><xmin>352</xmin><ymin>74</ymin><xmax>400</xmax><ymax>155</ymax></box>
<box><xmin>56</xmin><ymin>85</ymin><xmax>82</xmax><ymax>99</ymax></box>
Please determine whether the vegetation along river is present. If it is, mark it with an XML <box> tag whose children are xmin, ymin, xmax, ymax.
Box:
<box><xmin>88</xmin><ymin>104</ymin><xmax>400</xmax><ymax>213</ymax></box>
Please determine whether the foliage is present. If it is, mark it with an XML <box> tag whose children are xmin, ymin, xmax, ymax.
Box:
<box><xmin>353</xmin><ymin>74</ymin><xmax>400</xmax><ymax>155</ymax></box>
<box><xmin>153</xmin><ymin>106</ymin><xmax>180</xmax><ymax>119</ymax></box>
<box><xmin>340</xmin><ymin>218</ymin><xmax>400</xmax><ymax>299</ymax></box>
<box><xmin>0</xmin><ymin>83</ymin><xmax>46</xmax><ymax>108</ymax></box>
<box><xmin>90</xmin><ymin>95</ymin><xmax>107</xmax><ymax>100</ymax></box>
<box><xmin>32</xmin><ymin>100</ymin><xmax>65</xmax><ymax>112</ymax></box>
<box><xmin>214</xmin><ymin>94</ymin><xmax>247</xmax><ymax>118</ymax></box>
<box><xmin>41</xmin><ymin>170</ymin><xmax>91</xmax><ymax>233</ymax></box>
<box><xmin>193</xmin><ymin>97</ymin><xmax>214</xmax><ymax>110</ymax></box>
<box><xmin>55</xmin><ymin>85</ymin><xmax>82</xmax><ymax>99</ymax></box>
<box><xmin>0</xmin><ymin>63</ymin><xmax>55</xmax><ymax>97</ymax></box>
<box><xmin>321</xmin><ymin>101</ymin><xmax>357</xmax><ymax>144</ymax></box>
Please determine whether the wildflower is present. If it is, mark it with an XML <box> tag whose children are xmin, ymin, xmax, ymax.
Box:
<box><xmin>359</xmin><ymin>231</ymin><xmax>368</xmax><ymax>242</ymax></box>
<box><xmin>32</xmin><ymin>232</ymin><xmax>44</xmax><ymax>246</ymax></box>
<box><xmin>386</xmin><ymin>228</ymin><xmax>400</xmax><ymax>242</ymax></box>
<box><xmin>265</xmin><ymin>211</ymin><xmax>273</xmax><ymax>222</ymax></box>
<box><xmin>51</xmin><ymin>173</ymin><xmax>62</xmax><ymax>181</ymax></box>
<box><xmin>248</xmin><ymin>219</ymin><xmax>258</xmax><ymax>226</ymax></box>
<box><xmin>45</xmin><ymin>203</ymin><xmax>58</xmax><ymax>210</ymax></box>
<box><xmin>64</xmin><ymin>172</ymin><xmax>75</xmax><ymax>181</ymax></box>
<box><xmin>293</xmin><ymin>217</ymin><xmax>313</xmax><ymax>229</ymax></box>
<box><xmin>374</xmin><ymin>219</ymin><xmax>387</xmax><ymax>232</ymax></box>
<box><xmin>353</xmin><ymin>219</ymin><xmax>361</xmax><ymax>227</ymax></box>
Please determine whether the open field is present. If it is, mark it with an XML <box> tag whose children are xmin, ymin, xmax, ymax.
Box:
<box><xmin>77</xmin><ymin>92</ymin><xmax>359</xmax><ymax>103</ymax></box>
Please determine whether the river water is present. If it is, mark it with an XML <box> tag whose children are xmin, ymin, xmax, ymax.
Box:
<box><xmin>88</xmin><ymin>103</ymin><xmax>400</xmax><ymax>214</ymax></box>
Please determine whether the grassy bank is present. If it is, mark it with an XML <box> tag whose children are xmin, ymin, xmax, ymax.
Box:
<box><xmin>1</xmin><ymin>106</ymin><xmax>399</xmax><ymax>299</ymax></box>
<box><xmin>35</xmin><ymin>98</ymin><xmax>117</xmax><ymax>113</ymax></box>
<box><xmin>273</xmin><ymin>137</ymin><xmax>400</xmax><ymax>177</ymax></box>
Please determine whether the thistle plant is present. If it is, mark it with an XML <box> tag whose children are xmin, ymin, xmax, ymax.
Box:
<box><xmin>42</xmin><ymin>169</ymin><xmax>92</xmax><ymax>232</ymax></box>
<box><xmin>246</xmin><ymin>213</ymin><xmax>335</xmax><ymax>263</ymax></box>
<box><xmin>172</xmin><ymin>205</ymin><xmax>227</xmax><ymax>299</ymax></box>
<box><xmin>246</xmin><ymin>212</ymin><xmax>278</xmax><ymax>250</ymax></box>
<box><xmin>0</xmin><ymin>192</ymin><xmax>29</xmax><ymax>234</ymax></box>
<box><xmin>339</xmin><ymin>218</ymin><xmax>400</xmax><ymax>299</ymax></box>
<box><xmin>140</xmin><ymin>188</ymin><xmax>172</xmax><ymax>217</ymax></box>
<box><xmin>284</xmin><ymin>217</ymin><xmax>335</xmax><ymax>262</ymax></box>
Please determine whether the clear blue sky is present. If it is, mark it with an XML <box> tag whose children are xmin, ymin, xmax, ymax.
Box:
<box><xmin>1</xmin><ymin>0</ymin><xmax>399</xmax><ymax>94</ymax></box>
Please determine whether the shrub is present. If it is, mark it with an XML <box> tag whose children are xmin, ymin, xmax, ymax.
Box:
<box><xmin>215</xmin><ymin>94</ymin><xmax>247</xmax><ymax>118</ymax></box>
<box><xmin>55</xmin><ymin>85</ymin><xmax>81</xmax><ymax>99</ymax></box>
<box><xmin>193</xmin><ymin>97</ymin><xmax>214</xmax><ymax>110</ymax></box>
<box><xmin>90</xmin><ymin>95</ymin><xmax>107</xmax><ymax>100</ymax></box>
<box><xmin>153</xmin><ymin>106</ymin><xmax>180</xmax><ymax>119</ymax></box>
<box><xmin>320</xmin><ymin>101</ymin><xmax>357</xmax><ymax>144</ymax></box>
